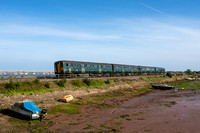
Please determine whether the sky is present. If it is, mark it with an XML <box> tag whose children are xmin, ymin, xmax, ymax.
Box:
<box><xmin>0</xmin><ymin>0</ymin><xmax>200</xmax><ymax>71</ymax></box>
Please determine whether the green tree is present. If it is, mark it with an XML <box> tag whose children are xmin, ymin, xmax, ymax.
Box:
<box><xmin>185</xmin><ymin>69</ymin><xmax>193</xmax><ymax>75</ymax></box>
<box><xmin>166</xmin><ymin>72</ymin><xmax>173</xmax><ymax>78</ymax></box>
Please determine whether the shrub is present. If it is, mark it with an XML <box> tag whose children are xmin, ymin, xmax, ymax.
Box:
<box><xmin>105</xmin><ymin>79</ymin><xmax>111</xmax><ymax>84</ymax></box>
<box><xmin>44</xmin><ymin>82</ymin><xmax>50</xmax><ymax>88</ymax></box>
<box><xmin>166</xmin><ymin>72</ymin><xmax>173</xmax><ymax>78</ymax></box>
<box><xmin>176</xmin><ymin>73</ymin><xmax>183</xmax><ymax>76</ymax></box>
<box><xmin>139</xmin><ymin>77</ymin><xmax>144</xmax><ymax>80</ymax></box>
<box><xmin>33</xmin><ymin>79</ymin><xmax>40</xmax><ymax>84</ymax></box>
<box><xmin>71</xmin><ymin>79</ymin><xmax>82</xmax><ymax>87</ymax></box>
<box><xmin>185</xmin><ymin>69</ymin><xmax>193</xmax><ymax>75</ymax></box>
<box><xmin>56</xmin><ymin>79</ymin><xmax>66</xmax><ymax>87</ymax></box>
<box><xmin>15</xmin><ymin>81</ymin><xmax>22</xmax><ymax>88</ymax></box>
<box><xmin>5</xmin><ymin>81</ymin><xmax>16</xmax><ymax>89</ymax></box>
<box><xmin>83</xmin><ymin>78</ymin><xmax>96</xmax><ymax>86</ymax></box>
<box><xmin>112</xmin><ymin>78</ymin><xmax>119</xmax><ymax>82</ymax></box>
<box><xmin>5</xmin><ymin>81</ymin><xmax>22</xmax><ymax>89</ymax></box>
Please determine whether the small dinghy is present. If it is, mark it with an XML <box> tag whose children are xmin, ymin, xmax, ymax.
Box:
<box><xmin>11</xmin><ymin>99</ymin><xmax>47</xmax><ymax>120</ymax></box>
<box><xmin>152</xmin><ymin>84</ymin><xmax>175</xmax><ymax>90</ymax></box>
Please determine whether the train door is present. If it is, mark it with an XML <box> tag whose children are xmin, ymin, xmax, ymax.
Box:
<box><xmin>57</xmin><ymin>62</ymin><xmax>60</xmax><ymax>73</ymax></box>
<box><xmin>81</xmin><ymin>64</ymin><xmax>85</xmax><ymax>73</ymax></box>
<box><xmin>99</xmin><ymin>65</ymin><xmax>102</xmax><ymax>73</ymax></box>
<box><xmin>122</xmin><ymin>66</ymin><xmax>124</xmax><ymax>73</ymax></box>
<box><xmin>54</xmin><ymin>62</ymin><xmax>58</xmax><ymax>74</ymax></box>
<box><xmin>60</xmin><ymin>62</ymin><xmax>64</xmax><ymax>73</ymax></box>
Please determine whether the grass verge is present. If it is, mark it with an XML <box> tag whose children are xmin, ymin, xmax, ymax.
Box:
<box><xmin>47</xmin><ymin>103</ymin><xmax>81</xmax><ymax>114</ymax></box>
<box><xmin>170</xmin><ymin>80</ymin><xmax>200</xmax><ymax>90</ymax></box>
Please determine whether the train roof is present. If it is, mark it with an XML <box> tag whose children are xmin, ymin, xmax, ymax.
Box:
<box><xmin>55</xmin><ymin>60</ymin><xmax>165</xmax><ymax>69</ymax></box>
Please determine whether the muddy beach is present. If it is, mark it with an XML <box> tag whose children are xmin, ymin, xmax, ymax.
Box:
<box><xmin>44</xmin><ymin>90</ymin><xmax>200</xmax><ymax>133</ymax></box>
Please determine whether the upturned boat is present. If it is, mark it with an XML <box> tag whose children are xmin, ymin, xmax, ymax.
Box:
<box><xmin>152</xmin><ymin>84</ymin><xmax>175</xmax><ymax>90</ymax></box>
<box><xmin>11</xmin><ymin>99</ymin><xmax>47</xmax><ymax>119</ymax></box>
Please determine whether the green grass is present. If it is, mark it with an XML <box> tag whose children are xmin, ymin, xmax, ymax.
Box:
<box><xmin>9</xmin><ymin>117</ymin><xmax>29</xmax><ymax>123</ymax></box>
<box><xmin>141</xmin><ymin>76</ymin><xmax>165</xmax><ymax>83</ymax></box>
<box><xmin>48</xmin><ymin>103</ymin><xmax>81</xmax><ymax>114</ymax></box>
<box><xmin>0</xmin><ymin>80</ymin><xmax>55</xmax><ymax>96</ymax></box>
<box><xmin>68</xmin><ymin>122</ymin><xmax>80</xmax><ymax>125</ymax></box>
<box><xmin>0</xmin><ymin>77</ymin><xmax>152</xmax><ymax>97</ymax></box>
<box><xmin>144</xmin><ymin>129</ymin><xmax>152</xmax><ymax>132</ymax></box>
<box><xmin>83</xmin><ymin>124</ymin><xmax>94</xmax><ymax>129</ymax></box>
<box><xmin>87</xmin><ymin>85</ymin><xmax>153</xmax><ymax>102</ymax></box>
<box><xmin>114</xmin><ymin>122</ymin><xmax>122</xmax><ymax>126</ymax></box>
<box><xmin>9</xmin><ymin>117</ymin><xmax>54</xmax><ymax>132</ymax></box>
<box><xmin>171</xmin><ymin>80</ymin><xmax>200</xmax><ymax>90</ymax></box>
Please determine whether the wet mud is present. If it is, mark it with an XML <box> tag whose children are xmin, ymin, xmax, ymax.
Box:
<box><xmin>47</xmin><ymin>90</ymin><xmax>200</xmax><ymax>133</ymax></box>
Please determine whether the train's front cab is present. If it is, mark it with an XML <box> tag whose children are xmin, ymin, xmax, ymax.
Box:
<box><xmin>54</xmin><ymin>61</ymin><xmax>64</xmax><ymax>76</ymax></box>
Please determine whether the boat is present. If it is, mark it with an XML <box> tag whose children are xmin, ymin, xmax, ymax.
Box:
<box><xmin>152</xmin><ymin>84</ymin><xmax>175</xmax><ymax>90</ymax></box>
<box><xmin>11</xmin><ymin>99</ymin><xmax>47</xmax><ymax>119</ymax></box>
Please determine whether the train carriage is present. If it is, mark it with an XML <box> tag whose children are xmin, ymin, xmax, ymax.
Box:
<box><xmin>113</xmin><ymin>65</ymin><xmax>124</xmax><ymax>73</ymax></box>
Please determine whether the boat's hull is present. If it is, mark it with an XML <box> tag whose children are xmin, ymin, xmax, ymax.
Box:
<box><xmin>12</xmin><ymin>106</ymin><xmax>40</xmax><ymax>119</ymax></box>
<box><xmin>152</xmin><ymin>85</ymin><xmax>174</xmax><ymax>90</ymax></box>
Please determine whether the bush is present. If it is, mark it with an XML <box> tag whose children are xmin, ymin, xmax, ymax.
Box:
<box><xmin>112</xmin><ymin>78</ymin><xmax>119</xmax><ymax>82</ymax></box>
<box><xmin>33</xmin><ymin>79</ymin><xmax>40</xmax><ymax>84</ymax></box>
<box><xmin>83</xmin><ymin>78</ymin><xmax>96</xmax><ymax>86</ymax></box>
<box><xmin>15</xmin><ymin>81</ymin><xmax>22</xmax><ymax>88</ymax></box>
<box><xmin>56</xmin><ymin>79</ymin><xmax>66</xmax><ymax>87</ymax></box>
<box><xmin>5</xmin><ymin>81</ymin><xmax>15</xmax><ymax>89</ymax></box>
<box><xmin>44</xmin><ymin>82</ymin><xmax>50</xmax><ymax>88</ymax></box>
<box><xmin>176</xmin><ymin>73</ymin><xmax>183</xmax><ymax>76</ymax></box>
<box><xmin>166</xmin><ymin>72</ymin><xmax>173</xmax><ymax>78</ymax></box>
<box><xmin>5</xmin><ymin>81</ymin><xmax>22</xmax><ymax>89</ymax></box>
<box><xmin>105</xmin><ymin>79</ymin><xmax>111</xmax><ymax>84</ymax></box>
<box><xmin>185</xmin><ymin>69</ymin><xmax>193</xmax><ymax>75</ymax></box>
<box><xmin>71</xmin><ymin>79</ymin><xmax>82</xmax><ymax>87</ymax></box>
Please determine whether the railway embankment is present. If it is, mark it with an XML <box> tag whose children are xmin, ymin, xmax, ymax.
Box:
<box><xmin>0</xmin><ymin>75</ymin><xmax>186</xmax><ymax>109</ymax></box>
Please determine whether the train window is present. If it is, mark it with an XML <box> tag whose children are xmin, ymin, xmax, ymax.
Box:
<box><xmin>66</xmin><ymin>64</ymin><xmax>68</xmax><ymax>66</ymax></box>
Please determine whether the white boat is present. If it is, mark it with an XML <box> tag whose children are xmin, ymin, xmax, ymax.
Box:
<box><xmin>11</xmin><ymin>99</ymin><xmax>47</xmax><ymax>119</ymax></box>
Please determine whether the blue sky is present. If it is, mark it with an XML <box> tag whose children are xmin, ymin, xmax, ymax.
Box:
<box><xmin>0</xmin><ymin>0</ymin><xmax>200</xmax><ymax>71</ymax></box>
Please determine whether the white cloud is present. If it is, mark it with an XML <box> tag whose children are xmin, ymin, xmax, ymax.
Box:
<box><xmin>0</xmin><ymin>24</ymin><xmax>120</xmax><ymax>40</ymax></box>
<box><xmin>0</xmin><ymin>17</ymin><xmax>200</xmax><ymax>71</ymax></box>
<box><xmin>141</xmin><ymin>3</ymin><xmax>164</xmax><ymax>14</ymax></box>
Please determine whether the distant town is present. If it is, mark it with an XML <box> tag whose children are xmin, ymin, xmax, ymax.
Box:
<box><xmin>0</xmin><ymin>71</ymin><xmax>55</xmax><ymax>78</ymax></box>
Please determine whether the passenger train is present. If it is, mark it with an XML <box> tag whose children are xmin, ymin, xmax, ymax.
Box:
<box><xmin>54</xmin><ymin>60</ymin><xmax>165</xmax><ymax>78</ymax></box>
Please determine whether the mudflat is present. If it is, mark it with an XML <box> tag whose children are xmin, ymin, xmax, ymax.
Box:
<box><xmin>47</xmin><ymin>90</ymin><xmax>200</xmax><ymax>133</ymax></box>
